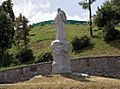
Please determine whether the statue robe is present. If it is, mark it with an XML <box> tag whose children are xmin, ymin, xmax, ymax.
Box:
<box><xmin>54</xmin><ymin>11</ymin><xmax>66</xmax><ymax>40</ymax></box>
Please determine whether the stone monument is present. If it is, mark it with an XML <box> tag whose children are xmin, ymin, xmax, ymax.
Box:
<box><xmin>51</xmin><ymin>8</ymin><xmax>71</xmax><ymax>73</ymax></box>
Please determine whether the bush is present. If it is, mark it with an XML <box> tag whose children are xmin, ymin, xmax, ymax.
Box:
<box><xmin>40</xmin><ymin>22</ymin><xmax>45</xmax><ymax>26</ymax></box>
<box><xmin>16</xmin><ymin>49</ymin><xmax>34</xmax><ymax>64</ymax></box>
<box><xmin>0</xmin><ymin>52</ymin><xmax>12</xmax><ymax>67</ymax></box>
<box><xmin>71</xmin><ymin>36</ymin><xmax>91</xmax><ymax>52</ymax></box>
<box><xmin>103</xmin><ymin>26</ymin><xmax>120</xmax><ymax>41</ymax></box>
<box><xmin>35</xmin><ymin>52</ymin><xmax>53</xmax><ymax>63</ymax></box>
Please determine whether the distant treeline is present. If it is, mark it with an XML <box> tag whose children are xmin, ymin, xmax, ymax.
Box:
<box><xmin>33</xmin><ymin>20</ymin><xmax>87</xmax><ymax>27</ymax></box>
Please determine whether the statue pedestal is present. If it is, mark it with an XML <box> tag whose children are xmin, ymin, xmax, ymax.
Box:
<box><xmin>51</xmin><ymin>40</ymin><xmax>71</xmax><ymax>73</ymax></box>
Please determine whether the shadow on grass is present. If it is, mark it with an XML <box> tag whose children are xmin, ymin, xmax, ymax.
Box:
<box><xmin>61</xmin><ymin>73</ymin><xmax>95</xmax><ymax>83</ymax></box>
<box><xmin>106</xmin><ymin>39</ymin><xmax>120</xmax><ymax>49</ymax></box>
<box><xmin>73</xmin><ymin>44</ymin><xmax>94</xmax><ymax>53</ymax></box>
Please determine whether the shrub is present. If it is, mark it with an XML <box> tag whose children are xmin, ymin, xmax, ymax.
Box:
<box><xmin>16</xmin><ymin>49</ymin><xmax>34</xmax><ymax>64</ymax></box>
<box><xmin>35</xmin><ymin>52</ymin><xmax>53</xmax><ymax>63</ymax></box>
<box><xmin>0</xmin><ymin>52</ymin><xmax>12</xmax><ymax>67</ymax></box>
<box><xmin>103</xmin><ymin>26</ymin><xmax>120</xmax><ymax>41</ymax></box>
<box><xmin>40</xmin><ymin>22</ymin><xmax>45</xmax><ymax>26</ymax></box>
<box><xmin>71</xmin><ymin>36</ymin><xmax>91</xmax><ymax>52</ymax></box>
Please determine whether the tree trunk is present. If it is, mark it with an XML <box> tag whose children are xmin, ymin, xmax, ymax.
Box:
<box><xmin>89</xmin><ymin>0</ymin><xmax>93</xmax><ymax>37</ymax></box>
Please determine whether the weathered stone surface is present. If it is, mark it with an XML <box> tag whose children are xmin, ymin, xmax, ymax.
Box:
<box><xmin>51</xmin><ymin>40</ymin><xmax>71</xmax><ymax>73</ymax></box>
<box><xmin>71</xmin><ymin>56</ymin><xmax>120</xmax><ymax>78</ymax></box>
<box><xmin>0</xmin><ymin>62</ymin><xmax>52</xmax><ymax>83</ymax></box>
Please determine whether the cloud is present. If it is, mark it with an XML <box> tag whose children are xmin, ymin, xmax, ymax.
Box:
<box><xmin>38</xmin><ymin>2</ymin><xmax>50</xmax><ymax>8</ymax></box>
<box><xmin>66</xmin><ymin>11</ymin><xmax>89</xmax><ymax>21</ymax></box>
<box><xmin>30</xmin><ymin>11</ymin><xmax>57</xmax><ymax>23</ymax></box>
<box><xmin>13</xmin><ymin>0</ymin><xmax>50</xmax><ymax>23</ymax></box>
<box><xmin>1</xmin><ymin>0</ymin><xmax>94</xmax><ymax>23</ymax></box>
<box><xmin>67</xmin><ymin>15</ymin><xmax>84</xmax><ymax>21</ymax></box>
<box><xmin>13</xmin><ymin>0</ymin><xmax>88</xmax><ymax>23</ymax></box>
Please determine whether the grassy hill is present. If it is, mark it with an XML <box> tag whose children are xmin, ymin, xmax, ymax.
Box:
<box><xmin>33</xmin><ymin>20</ymin><xmax>87</xmax><ymax>27</ymax></box>
<box><xmin>29</xmin><ymin>24</ymin><xmax>120</xmax><ymax>59</ymax></box>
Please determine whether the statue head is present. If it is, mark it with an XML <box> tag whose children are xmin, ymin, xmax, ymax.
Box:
<box><xmin>57</xmin><ymin>8</ymin><xmax>61</xmax><ymax>13</ymax></box>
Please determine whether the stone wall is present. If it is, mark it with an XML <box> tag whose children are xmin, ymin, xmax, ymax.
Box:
<box><xmin>0</xmin><ymin>62</ymin><xmax>52</xmax><ymax>83</ymax></box>
<box><xmin>0</xmin><ymin>56</ymin><xmax>120</xmax><ymax>84</ymax></box>
<box><xmin>71</xmin><ymin>56</ymin><xmax>120</xmax><ymax>78</ymax></box>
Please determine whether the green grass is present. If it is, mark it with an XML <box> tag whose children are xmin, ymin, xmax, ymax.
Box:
<box><xmin>29</xmin><ymin>24</ymin><xmax>120</xmax><ymax>58</ymax></box>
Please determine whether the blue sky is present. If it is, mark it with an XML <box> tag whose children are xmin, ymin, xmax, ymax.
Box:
<box><xmin>0</xmin><ymin>0</ymin><xmax>107</xmax><ymax>24</ymax></box>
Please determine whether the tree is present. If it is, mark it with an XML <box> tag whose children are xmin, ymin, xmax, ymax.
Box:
<box><xmin>111</xmin><ymin>0</ymin><xmax>120</xmax><ymax>25</ymax></box>
<box><xmin>79</xmin><ymin>0</ymin><xmax>96</xmax><ymax>37</ymax></box>
<box><xmin>2</xmin><ymin>0</ymin><xmax>15</xmax><ymax>21</ymax></box>
<box><xmin>94</xmin><ymin>1</ymin><xmax>115</xmax><ymax>27</ymax></box>
<box><xmin>0</xmin><ymin>0</ymin><xmax>15</xmax><ymax>67</ymax></box>
<box><xmin>94</xmin><ymin>1</ymin><xmax>120</xmax><ymax>41</ymax></box>
<box><xmin>0</xmin><ymin>11</ymin><xmax>14</xmax><ymax>59</ymax></box>
<box><xmin>15</xmin><ymin>13</ymin><xmax>30</xmax><ymax>49</ymax></box>
<box><xmin>15</xmin><ymin>14</ymin><xmax>34</xmax><ymax>64</ymax></box>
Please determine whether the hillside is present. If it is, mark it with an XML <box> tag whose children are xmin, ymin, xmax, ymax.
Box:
<box><xmin>29</xmin><ymin>24</ymin><xmax>120</xmax><ymax>59</ymax></box>
<box><xmin>33</xmin><ymin>20</ymin><xmax>87</xmax><ymax>27</ymax></box>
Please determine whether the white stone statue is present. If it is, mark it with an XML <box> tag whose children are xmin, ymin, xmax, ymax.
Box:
<box><xmin>54</xmin><ymin>8</ymin><xmax>66</xmax><ymax>40</ymax></box>
<box><xmin>51</xmin><ymin>8</ymin><xmax>71</xmax><ymax>73</ymax></box>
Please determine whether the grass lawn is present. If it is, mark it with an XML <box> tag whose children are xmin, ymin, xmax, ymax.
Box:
<box><xmin>29</xmin><ymin>24</ymin><xmax>120</xmax><ymax>58</ymax></box>
<box><xmin>0</xmin><ymin>74</ymin><xmax>120</xmax><ymax>89</ymax></box>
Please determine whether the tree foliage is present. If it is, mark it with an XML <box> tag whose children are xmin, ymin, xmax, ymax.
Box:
<box><xmin>0</xmin><ymin>0</ymin><xmax>15</xmax><ymax>53</ymax></box>
<box><xmin>2</xmin><ymin>0</ymin><xmax>15</xmax><ymax>21</ymax></box>
<box><xmin>0</xmin><ymin>11</ymin><xmax>14</xmax><ymax>53</ymax></box>
<box><xmin>15</xmin><ymin>13</ymin><xmax>30</xmax><ymax>49</ymax></box>
<box><xmin>94</xmin><ymin>0</ymin><xmax>120</xmax><ymax>41</ymax></box>
<box><xmin>94</xmin><ymin>2</ymin><xmax>116</xmax><ymax>27</ymax></box>
<box><xmin>0</xmin><ymin>10</ymin><xmax>14</xmax><ymax>67</ymax></box>
<box><xmin>111</xmin><ymin>0</ymin><xmax>120</xmax><ymax>22</ymax></box>
<box><xmin>94</xmin><ymin>0</ymin><xmax>120</xmax><ymax>27</ymax></box>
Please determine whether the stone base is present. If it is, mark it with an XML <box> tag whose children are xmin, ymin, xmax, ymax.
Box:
<box><xmin>51</xmin><ymin>40</ymin><xmax>71</xmax><ymax>74</ymax></box>
<box><xmin>52</xmin><ymin>54</ymin><xmax>71</xmax><ymax>73</ymax></box>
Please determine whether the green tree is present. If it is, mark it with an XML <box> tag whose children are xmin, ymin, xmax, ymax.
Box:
<box><xmin>2</xmin><ymin>0</ymin><xmax>15</xmax><ymax>21</ymax></box>
<box><xmin>79</xmin><ymin>0</ymin><xmax>96</xmax><ymax>37</ymax></box>
<box><xmin>0</xmin><ymin>11</ymin><xmax>14</xmax><ymax>66</ymax></box>
<box><xmin>111</xmin><ymin>0</ymin><xmax>120</xmax><ymax>25</ymax></box>
<box><xmin>15</xmin><ymin>14</ymin><xmax>34</xmax><ymax>64</ymax></box>
<box><xmin>94</xmin><ymin>1</ymin><xmax>120</xmax><ymax>41</ymax></box>
<box><xmin>15</xmin><ymin>13</ymin><xmax>30</xmax><ymax>49</ymax></box>
<box><xmin>94</xmin><ymin>1</ymin><xmax>116</xmax><ymax>27</ymax></box>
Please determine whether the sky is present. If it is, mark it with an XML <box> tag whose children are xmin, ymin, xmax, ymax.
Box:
<box><xmin>0</xmin><ymin>0</ymin><xmax>107</xmax><ymax>24</ymax></box>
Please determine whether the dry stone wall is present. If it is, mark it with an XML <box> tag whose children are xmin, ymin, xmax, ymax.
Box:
<box><xmin>0</xmin><ymin>56</ymin><xmax>120</xmax><ymax>83</ymax></box>
<box><xmin>71</xmin><ymin>56</ymin><xmax>120</xmax><ymax>78</ymax></box>
<box><xmin>0</xmin><ymin>62</ymin><xmax>52</xmax><ymax>83</ymax></box>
